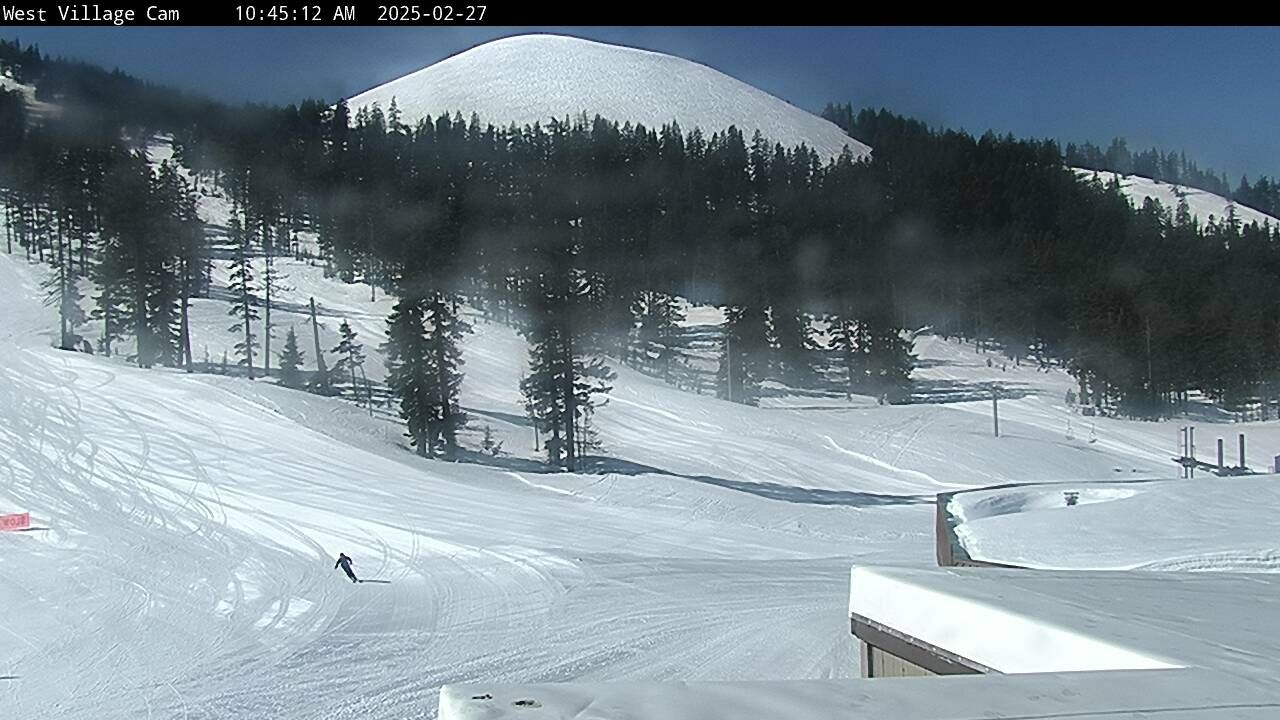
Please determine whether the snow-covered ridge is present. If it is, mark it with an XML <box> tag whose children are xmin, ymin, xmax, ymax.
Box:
<box><xmin>346</xmin><ymin>34</ymin><xmax>870</xmax><ymax>162</ymax></box>
<box><xmin>1073</xmin><ymin>168</ymin><xmax>1278</xmax><ymax>228</ymax></box>
<box><xmin>0</xmin><ymin>70</ymin><xmax>58</xmax><ymax>119</ymax></box>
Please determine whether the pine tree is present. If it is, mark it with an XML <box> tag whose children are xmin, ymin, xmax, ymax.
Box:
<box><xmin>863</xmin><ymin>311</ymin><xmax>916</xmax><ymax>402</ymax></box>
<box><xmin>155</xmin><ymin>161</ymin><xmax>205</xmax><ymax>371</ymax></box>
<box><xmin>42</xmin><ymin>146</ymin><xmax>93</xmax><ymax>351</ymax></box>
<box><xmin>258</xmin><ymin>217</ymin><xmax>290</xmax><ymax>376</ymax></box>
<box><xmin>769</xmin><ymin>307</ymin><xmax>816</xmax><ymax>387</ymax></box>
<box><xmin>629</xmin><ymin>290</ymin><xmax>685</xmax><ymax>378</ymax></box>
<box><xmin>829</xmin><ymin>314</ymin><xmax>871</xmax><ymax>398</ymax></box>
<box><xmin>716</xmin><ymin>304</ymin><xmax>768</xmax><ymax>405</ymax></box>
<box><xmin>226</xmin><ymin>212</ymin><xmax>259</xmax><ymax>377</ymax></box>
<box><xmin>480</xmin><ymin>425</ymin><xmax>503</xmax><ymax>457</ymax></box>
<box><xmin>331</xmin><ymin>319</ymin><xmax>366</xmax><ymax>400</ymax></box>
<box><xmin>277</xmin><ymin>326</ymin><xmax>305</xmax><ymax>389</ymax></box>
<box><xmin>41</xmin><ymin>260</ymin><xmax>86</xmax><ymax>351</ymax></box>
<box><xmin>1174</xmin><ymin>195</ymin><xmax>1193</xmax><ymax>228</ymax></box>
<box><xmin>520</xmin><ymin>235</ymin><xmax>615</xmax><ymax>469</ymax></box>
<box><xmin>384</xmin><ymin>296</ymin><xmax>435</xmax><ymax>457</ymax></box>
<box><xmin>422</xmin><ymin>293</ymin><xmax>470</xmax><ymax>460</ymax></box>
<box><xmin>521</xmin><ymin>326</ymin><xmax>568</xmax><ymax>465</ymax></box>
<box><xmin>97</xmin><ymin>151</ymin><xmax>177</xmax><ymax>368</ymax></box>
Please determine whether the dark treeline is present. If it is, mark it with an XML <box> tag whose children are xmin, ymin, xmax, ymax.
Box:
<box><xmin>829</xmin><ymin>102</ymin><xmax>1280</xmax><ymax>223</ymax></box>
<box><xmin>179</xmin><ymin>98</ymin><xmax>919</xmax><ymax>463</ymax></box>
<box><xmin>1061</xmin><ymin>137</ymin><xmax>1232</xmax><ymax>194</ymax></box>
<box><xmin>176</xmin><ymin>97</ymin><xmax>1280</xmax><ymax>420</ymax></box>
<box><xmin>0</xmin><ymin>72</ymin><xmax>207</xmax><ymax>368</ymax></box>
<box><xmin>4</xmin><ymin>43</ymin><xmax>1280</xmax><ymax>478</ymax></box>
<box><xmin>827</xmin><ymin>104</ymin><xmax>1280</xmax><ymax>416</ymax></box>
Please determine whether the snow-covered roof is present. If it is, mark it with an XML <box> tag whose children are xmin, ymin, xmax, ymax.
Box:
<box><xmin>849</xmin><ymin>565</ymin><xmax>1280</xmax><ymax>680</ymax></box>
<box><xmin>948</xmin><ymin>475</ymin><xmax>1280</xmax><ymax>570</ymax></box>
<box><xmin>439</xmin><ymin>566</ymin><xmax>1280</xmax><ymax>718</ymax></box>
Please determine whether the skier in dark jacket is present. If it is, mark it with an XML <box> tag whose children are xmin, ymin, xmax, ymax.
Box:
<box><xmin>335</xmin><ymin>553</ymin><xmax>360</xmax><ymax>583</ymax></box>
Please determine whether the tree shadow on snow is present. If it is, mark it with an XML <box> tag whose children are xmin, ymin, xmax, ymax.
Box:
<box><xmin>680</xmin><ymin>474</ymin><xmax>928</xmax><ymax>507</ymax></box>
<box><xmin>466</xmin><ymin>407</ymin><xmax>534</xmax><ymax>428</ymax></box>
<box><xmin>456</xmin><ymin>452</ymin><xmax>928</xmax><ymax>508</ymax></box>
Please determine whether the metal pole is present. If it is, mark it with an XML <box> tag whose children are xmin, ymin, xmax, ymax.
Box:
<box><xmin>726</xmin><ymin>333</ymin><xmax>732</xmax><ymax>403</ymax></box>
<box><xmin>1182</xmin><ymin>425</ymin><xmax>1192</xmax><ymax>476</ymax></box>
<box><xmin>1152</xmin><ymin>316</ymin><xmax>1162</xmax><ymax>389</ymax></box>
<box><xmin>992</xmin><ymin>388</ymin><xmax>1000</xmax><ymax>438</ymax></box>
<box><xmin>1181</xmin><ymin>427</ymin><xmax>1188</xmax><ymax>478</ymax></box>
<box><xmin>1217</xmin><ymin>438</ymin><xmax>1224</xmax><ymax>472</ymax></box>
<box><xmin>1239</xmin><ymin>433</ymin><xmax>1246</xmax><ymax>470</ymax></box>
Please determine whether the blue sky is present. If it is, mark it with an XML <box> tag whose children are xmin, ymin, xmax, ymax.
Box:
<box><xmin>9</xmin><ymin>26</ymin><xmax>1278</xmax><ymax>181</ymax></box>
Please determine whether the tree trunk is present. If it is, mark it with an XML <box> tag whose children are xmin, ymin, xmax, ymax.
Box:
<box><xmin>562</xmin><ymin>325</ymin><xmax>577</xmax><ymax>471</ymax></box>
<box><xmin>433</xmin><ymin>297</ymin><xmax>458</xmax><ymax>461</ymax></box>
<box><xmin>56</xmin><ymin>213</ymin><xmax>69</xmax><ymax>349</ymax></box>
<box><xmin>180</xmin><ymin>257</ymin><xmax>193</xmax><ymax>372</ymax></box>
<box><xmin>102</xmin><ymin>305</ymin><xmax>113</xmax><ymax>357</ymax></box>
<box><xmin>310</xmin><ymin>297</ymin><xmax>328</xmax><ymax>392</ymax></box>
<box><xmin>134</xmin><ymin>237</ymin><xmax>149</xmax><ymax>367</ymax></box>
<box><xmin>349</xmin><ymin>357</ymin><xmax>358</xmax><ymax>405</ymax></box>
<box><xmin>242</xmin><ymin>289</ymin><xmax>255</xmax><ymax>379</ymax></box>
<box><xmin>263</xmin><ymin>231</ymin><xmax>273</xmax><ymax>376</ymax></box>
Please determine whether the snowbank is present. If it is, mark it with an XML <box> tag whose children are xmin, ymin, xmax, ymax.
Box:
<box><xmin>949</xmin><ymin>476</ymin><xmax>1280</xmax><ymax>570</ymax></box>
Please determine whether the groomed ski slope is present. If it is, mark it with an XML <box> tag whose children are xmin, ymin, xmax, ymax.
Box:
<box><xmin>346</xmin><ymin>34</ymin><xmax>870</xmax><ymax>162</ymax></box>
<box><xmin>1</xmin><ymin>252</ymin><xmax>864</xmax><ymax>719</ymax></box>
<box><xmin>5</xmin><ymin>241</ymin><xmax>1280</xmax><ymax>717</ymax></box>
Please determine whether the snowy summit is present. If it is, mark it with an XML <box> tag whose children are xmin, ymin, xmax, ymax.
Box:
<box><xmin>346</xmin><ymin>34</ymin><xmax>870</xmax><ymax>161</ymax></box>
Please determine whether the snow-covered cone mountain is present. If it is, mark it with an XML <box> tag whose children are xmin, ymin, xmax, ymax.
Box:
<box><xmin>346</xmin><ymin>34</ymin><xmax>870</xmax><ymax>161</ymax></box>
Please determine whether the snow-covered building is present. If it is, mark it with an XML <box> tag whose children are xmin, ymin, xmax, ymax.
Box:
<box><xmin>441</xmin><ymin>565</ymin><xmax>1280</xmax><ymax>718</ymax></box>
<box><xmin>441</xmin><ymin>473</ymin><xmax>1280</xmax><ymax>717</ymax></box>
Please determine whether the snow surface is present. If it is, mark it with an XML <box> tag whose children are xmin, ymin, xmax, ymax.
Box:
<box><xmin>346</xmin><ymin>34</ymin><xmax>870</xmax><ymax>162</ymax></box>
<box><xmin>950</xmin><ymin>475</ymin><xmax>1280</xmax><ymax>571</ymax></box>
<box><xmin>1073</xmin><ymin>168</ymin><xmax>1278</xmax><ymax>228</ymax></box>
<box><xmin>438</xmin><ymin>564</ymin><xmax>1280</xmax><ymax>718</ymax></box>
<box><xmin>5</xmin><ymin>142</ymin><xmax>1280</xmax><ymax>715</ymax></box>
<box><xmin>439</xmin><ymin>668</ymin><xmax>1280</xmax><ymax>720</ymax></box>
<box><xmin>7</xmin><ymin>231</ymin><xmax>1280</xmax><ymax>715</ymax></box>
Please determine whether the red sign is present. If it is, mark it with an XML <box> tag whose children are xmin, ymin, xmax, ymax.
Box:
<box><xmin>0</xmin><ymin>513</ymin><xmax>30</xmax><ymax>531</ymax></box>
